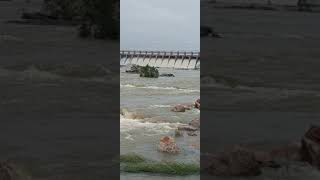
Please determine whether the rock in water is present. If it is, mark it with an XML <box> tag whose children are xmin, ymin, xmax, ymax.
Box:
<box><xmin>160</xmin><ymin>73</ymin><xmax>175</xmax><ymax>77</ymax></box>
<box><xmin>158</xmin><ymin>136</ymin><xmax>180</xmax><ymax>154</ymax></box>
<box><xmin>189</xmin><ymin>118</ymin><xmax>200</xmax><ymax>129</ymax></box>
<box><xmin>194</xmin><ymin>98</ymin><xmax>200</xmax><ymax>110</ymax></box>
<box><xmin>206</xmin><ymin>147</ymin><xmax>261</xmax><ymax>176</ymax></box>
<box><xmin>139</xmin><ymin>65</ymin><xmax>159</xmax><ymax>78</ymax></box>
<box><xmin>171</xmin><ymin>105</ymin><xmax>191</xmax><ymax>112</ymax></box>
<box><xmin>300</xmin><ymin>125</ymin><xmax>320</xmax><ymax>168</ymax></box>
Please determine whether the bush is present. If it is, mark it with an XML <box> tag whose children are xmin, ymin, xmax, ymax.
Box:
<box><xmin>139</xmin><ymin>65</ymin><xmax>159</xmax><ymax>78</ymax></box>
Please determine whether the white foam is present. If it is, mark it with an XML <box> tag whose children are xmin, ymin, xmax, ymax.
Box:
<box><xmin>120</xmin><ymin>84</ymin><xmax>200</xmax><ymax>93</ymax></box>
<box><xmin>120</xmin><ymin>115</ymin><xmax>180</xmax><ymax>140</ymax></box>
<box><xmin>149</xmin><ymin>105</ymin><xmax>172</xmax><ymax>108</ymax></box>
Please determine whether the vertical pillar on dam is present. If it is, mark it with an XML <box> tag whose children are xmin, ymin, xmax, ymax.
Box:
<box><xmin>174</xmin><ymin>52</ymin><xmax>185</xmax><ymax>69</ymax></box>
<box><xmin>136</xmin><ymin>51</ymin><xmax>143</xmax><ymax>66</ymax></box>
<box><xmin>168</xmin><ymin>52</ymin><xmax>177</xmax><ymax>68</ymax></box>
<box><xmin>141</xmin><ymin>50</ymin><xmax>149</xmax><ymax>66</ymax></box>
<box><xmin>154</xmin><ymin>51</ymin><xmax>160</xmax><ymax>67</ymax></box>
<box><xmin>148</xmin><ymin>51</ymin><xmax>156</xmax><ymax>67</ymax></box>
<box><xmin>159</xmin><ymin>52</ymin><xmax>170</xmax><ymax>68</ymax></box>
<box><xmin>124</xmin><ymin>51</ymin><xmax>130</xmax><ymax>65</ymax></box>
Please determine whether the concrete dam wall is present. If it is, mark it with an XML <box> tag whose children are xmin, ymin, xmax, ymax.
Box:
<box><xmin>120</xmin><ymin>51</ymin><xmax>200</xmax><ymax>69</ymax></box>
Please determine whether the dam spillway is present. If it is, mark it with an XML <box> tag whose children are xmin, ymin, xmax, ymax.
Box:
<box><xmin>120</xmin><ymin>50</ymin><xmax>200</xmax><ymax>69</ymax></box>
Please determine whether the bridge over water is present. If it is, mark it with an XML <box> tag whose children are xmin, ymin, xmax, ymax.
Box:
<box><xmin>120</xmin><ymin>50</ymin><xmax>200</xmax><ymax>69</ymax></box>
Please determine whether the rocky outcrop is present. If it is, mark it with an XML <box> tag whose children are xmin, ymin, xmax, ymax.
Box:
<box><xmin>158</xmin><ymin>136</ymin><xmax>180</xmax><ymax>154</ymax></box>
<box><xmin>300</xmin><ymin>125</ymin><xmax>320</xmax><ymax>168</ymax></box>
<box><xmin>139</xmin><ymin>65</ymin><xmax>159</xmax><ymax>78</ymax></box>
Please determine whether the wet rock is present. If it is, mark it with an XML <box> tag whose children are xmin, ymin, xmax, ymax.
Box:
<box><xmin>158</xmin><ymin>136</ymin><xmax>180</xmax><ymax>154</ymax></box>
<box><xmin>300</xmin><ymin>125</ymin><xmax>320</xmax><ymax>168</ymax></box>
<box><xmin>171</xmin><ymin>105</ymin><xmax>191</xmax><ymax>112</ymax></box>
<box><xmin>0</xmin><ymin>162</ymin><xmax>18</xmax><ymax>180</ymax></box>
<box><xmin>160</xmin><ymin>73</ymin><xmax>175</xmax><ymax>77</ymax></box>
<box><xmin>194</xmin><ymin>99</ymin><xmax>200</xmax><ymax>110</ymax></box>
<box><xmin>206</xmin><ymin>147</ymin><xmax>262</xmax><ymax>177</ymax></box>
<box><xmin>189</xmin><ymin>118</ymin><xmax>200</xmax><ymax>129</ymax></box>
<box><xmin>139</xmin><ymin>65</ymin><xmax>159</xmax><ymax>78</ymax></box>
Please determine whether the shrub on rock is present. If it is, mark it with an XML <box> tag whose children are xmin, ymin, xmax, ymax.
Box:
<box><xmin>139</xmin><ymin>65</ymin><xmax>159</xmax><ymax>78</ymax></box>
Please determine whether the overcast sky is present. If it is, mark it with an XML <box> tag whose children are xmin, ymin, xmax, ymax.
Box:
<box><xmin>120</xmin><ymin>0</ymin><xmax>199</xmax><ymax>51</ymax></box>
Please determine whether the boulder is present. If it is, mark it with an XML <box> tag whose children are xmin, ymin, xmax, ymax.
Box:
<box><xmin>206</xmin><ymin>147</ymin><xmax>261</xmax><ymax>177</ymax></box>
<box><xmin>139</xmin><ymin>65</ymin><xmax>159</xmax><ymax>78</ymax></box>
<box><xmin>160</xmin><ymin>73</ymin><xmax>175</xmax><ymax>77</ymax></box>
<box><xmin>194</xmin><ymin>99</ymin><xmax>200</xmax><ymax>110</ymax></box>
<box><xmin>158</xmin><ymin>136</ymin><xmax>180</xmax><ymax>154</ymax></box>
<box><xmin>300</xmin><ymin>125</ymin><xmax>320</xmax><ymax>168</ymax></box>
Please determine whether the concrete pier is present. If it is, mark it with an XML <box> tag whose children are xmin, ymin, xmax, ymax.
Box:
<box><xmin>120</xmin><ymin>50</ymin><xmax>200</xmax><ymax>69</ymax></box>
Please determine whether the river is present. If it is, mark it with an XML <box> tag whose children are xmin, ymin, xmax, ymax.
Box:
<box><xmin>120</xmin><ymin>66</ymin><xmax>200</xmax><ymax>179</ymax></box>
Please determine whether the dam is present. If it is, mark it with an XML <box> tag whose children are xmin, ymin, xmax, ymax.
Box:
<box><xmin>120</xmin><ymin>50</ymin><xmax>200</xmax><ymax>69</ymax></box>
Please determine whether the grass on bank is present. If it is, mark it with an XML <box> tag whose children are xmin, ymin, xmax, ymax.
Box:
<box><xmin>120</xmin><ymin>154</ymin><xmax>200</xmax><ymax>176</ymax></box>
<box><xmin>120</xmin><ymin>153</ymin><xmax>146</xmax><ymax>163</ymax></box>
